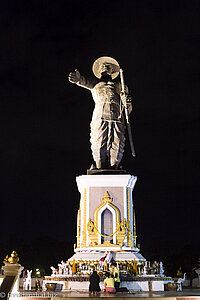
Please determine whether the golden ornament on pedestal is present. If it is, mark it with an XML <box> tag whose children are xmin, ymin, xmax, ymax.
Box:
<box><xmin>3</xmin><ymin>251</ymin><xmax>19</xmax><ymax>264</ymax></box>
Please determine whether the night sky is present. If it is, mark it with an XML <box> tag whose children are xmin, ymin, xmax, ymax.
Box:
<box><xmin>0</xmin><ymin>0</ymin><xmax>200</xmax><ymax>260</ymax></box>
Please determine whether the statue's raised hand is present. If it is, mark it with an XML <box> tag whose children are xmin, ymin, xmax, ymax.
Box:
<box><xmin>68</xmin><ymin>69</ymin><xmax>81</xmax><ymax>83</ymax></box>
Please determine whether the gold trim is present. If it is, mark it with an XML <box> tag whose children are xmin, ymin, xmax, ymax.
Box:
<box><xmin>95</xmin><ymin>240</ymin><xmax>119</xmax><ymax>247</ymax></box>
<box><xmin>77</xmin><ymin>205</ymin><xmax>81</xmax><ymax>248</ymax></box>
<box><xmin>127</xmin><ymin>188</ymin><xmax>130</xmax><ymax>229</ymax></box>
<box><xmin>81</xmin><ymin>188</ymin><xmax>87</xmax><ymax>247</ymax></box>
<box><xmin>102</xmin><ymin>191</ymin><xmax>112</xmax><ymax>203</ymax></box>
<box><xmin>87</xmin><ymin>219</ymin><xmax>98</xmax><ymax>246</ymax></box>
<box><xmin>116</xmin><ymin>219</ymin><xmax>127</xmax><ymax>247</ymax></box>
<box><xmin>92</xmin><ymin>191</ymin><xmax>121</xmax><ymax>247</ymax></box>
<box><xmin>89</xmin><ymin>218</ymin><xmax>126</xmax><ymax>238</ymax></box>
<box><xmin>94</xmin><ymin>191</ymin><xmax>120</xmax><ymax>229</ymax></box>
<box><xmin>127</xmin><ymin>188</ymin><xmax>133</xmax><ymax>247</ymax></box>
<box><xmin>133</xmin><ymin>208</ymin><xmax>137</xmax><ymax>247</ymax></box>
<box><xmin>4</xmin><ymin>251</ymin><xmax>19</xmax><ymax>264</ymax></box>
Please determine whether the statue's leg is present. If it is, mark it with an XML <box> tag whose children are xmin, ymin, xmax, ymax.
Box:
<box><xmin>110</xmin><ymin>122</ymin><xmax>125</xmax><ymax>167</ymax></box>
<box><xmin>90</xmin><ymin>120</ymin><xmax>108</xmax><ymax>168</ymax></box>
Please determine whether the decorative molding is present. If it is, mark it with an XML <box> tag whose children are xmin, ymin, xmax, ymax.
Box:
<box><xmin>77</xmin><ymin>206</ymin><xmax>81</xmax><ymax>248</ymax></box>
<box><xmin>94</xmin><ymin>192</ymin><xmax>120</xmax><ymax>245</ymax></box>
<box><xmin>127</xmin><ymin>188</ymin><xmax>130</xmax><ymax>229</ymax></box>
<box><xmin>87</xmin><ymin>219</ymin><xmax>98</xmax><ymax>247</ymax></box>
<box><xmin>95</xmin><ymin>240</ymin><xmax>118</xmax><ymax>247</ymax></box>
<box><xmin>94</xmin><ymin>192</ymin><xmax>120</xmax><ymax>227</ymax></box>
<box><xmin>76</xmin><ymin>175</ymin><xmax>137</xmax><ymax>188</ymax></box>
<box><xmin>133</xmin><ymin>208</ymin><xmax>137</xmax><ymax>247</ymax></box>
<box><xmin>81</xmin><ymin>188</ymin><xmax>87</xmax><ymax>247</ymax></box>
<box><xmin>116</xmin><ymin>219</ymin><xmax>127</xmax><ymax>247</ymax></box>
<box><xmin>91</xmin><ymin>191</ymin><xmax>121</xmax><ymax>246</ymax></box>
<box><xmin>127</xmin><ymin>188</ymin><xmax>133</xmax><ymax>247</ymax></box>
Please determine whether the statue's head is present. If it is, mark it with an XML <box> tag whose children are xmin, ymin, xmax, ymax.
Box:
<box><xmin>92</xmin><ymin>56</ymin><xmax>120</xmax><ymax>79</ymax></box>
<box><xmin>99</xmin><ymin>63</ymin><xmax>115</xmax><ymax>77</ymax></box>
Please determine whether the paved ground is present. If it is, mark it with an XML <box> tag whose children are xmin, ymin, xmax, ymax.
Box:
<box><xmin>19</xmin><ymin>288</ymin><xmax>200</xmax><ymax>298</ymax></box>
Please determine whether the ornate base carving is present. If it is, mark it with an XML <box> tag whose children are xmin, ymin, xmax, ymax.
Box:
<box><xmin>95</xmin><ymin>240</ymin><xmax>119</xmax><ymax>247</ymax></box>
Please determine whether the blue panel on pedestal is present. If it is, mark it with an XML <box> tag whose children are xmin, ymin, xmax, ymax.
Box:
<box><xmin>101</xmin><ymin>208</ymin><xmax>113</xmax><ymax>243</ymax></box>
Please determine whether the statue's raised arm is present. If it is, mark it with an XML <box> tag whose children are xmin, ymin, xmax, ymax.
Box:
<box><xmin>68</xmin><ymin>69</ymin><xmax>81</xmax><ymax>84</ymax></box>
<box><xmin>68</xmin><ymin>56</ymin><xmax>135</xmax><ymax>171</ymax></box>
<box><xmin>68</xmin><ymin>69</ymin><xmax>96</xmax><ymax>90</ymax></box>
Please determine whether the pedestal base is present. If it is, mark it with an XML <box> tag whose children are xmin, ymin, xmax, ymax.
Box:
<box><xmin>0</xmin><ymin>263</ymin><xmax>24</xmax><ymax>298</ymax></box>
<box><xmin>43</xmin><ymin>275</ymin><xmax>173</xmax><ymax>292</ymax></box>
<box><xmin>69</xmin><ymin>249</ymin><xmax>145</xmax><ymax>262</ymax></box>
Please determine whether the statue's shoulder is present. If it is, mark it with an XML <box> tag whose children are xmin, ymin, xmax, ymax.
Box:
<box><xmin>77</xmin><ymin>75</ymin><xmax>98</xmax><ymax>90</ymax></box>
<box><xmin>91</xmin><ymin>78</ymin><xmax>102</xmax><ymax>87</ymax></box>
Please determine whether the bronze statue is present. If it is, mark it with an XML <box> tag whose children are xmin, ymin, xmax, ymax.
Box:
<box><xmin>68</xmin><ymin>56</ymin><xmax>135</xmax><ymax>170</ymax></box>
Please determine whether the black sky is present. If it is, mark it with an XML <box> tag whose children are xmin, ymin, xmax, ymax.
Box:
<box><xmin>0</xmin><ymin>0</ymin><xmax>199</xmax><ymax>254</ymax></box>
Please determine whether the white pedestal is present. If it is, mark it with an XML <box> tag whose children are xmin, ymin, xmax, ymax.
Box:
<box><xmin>68</xmin><ymin>173</ymin><xmax>146</xmax><ymax>262</ymax></box>
<box><xmin>76</xmin><ymin>174</ymin><xmax>137</xmax><ymax>249</ymax></box>
<box><xmin>1</xmin><ymin>263</ymin><xmax>24</xmax><ymax>298</ymax></box>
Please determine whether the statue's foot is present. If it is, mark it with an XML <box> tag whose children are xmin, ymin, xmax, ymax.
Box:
<box><xmin>110</xmin><ymin>164</ymin><xmax>123</xmax><ymax>170</ymax></box>
<box><xmin>110</xmin><ymin>164</ymin><xmax>118</xmax><ymax>170</ymax></box>
<box><xmin>89</xmin><ymin>164</ymin><xmax>97</xmax><ymax>170</ymax></box>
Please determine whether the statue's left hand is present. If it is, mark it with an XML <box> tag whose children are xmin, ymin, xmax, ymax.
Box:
<box><xmin>68</xmin><ymin>69</ymin><xmax>81</xmax><ymax>83</ymax></box>
<box><xmin>120</xmin><ymin>92</ymin><xmax>132</xmax><ymax>114</ymax></box>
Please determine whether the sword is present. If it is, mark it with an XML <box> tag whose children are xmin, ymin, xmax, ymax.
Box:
<box><xmin>119</xmin><ymin>68</ymin><xmax>136</xmax><ymax>157</ymax></box>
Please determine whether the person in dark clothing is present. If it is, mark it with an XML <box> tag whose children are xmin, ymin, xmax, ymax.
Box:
<box><xmin>35</xmin><ymin>278</ymin><xmax>40</xmax><ymax>291</ymax></box>
<box><xmin>89</xmin><ymin>270</ymin><xmax>101</xmax><ymax>295</ymax></box>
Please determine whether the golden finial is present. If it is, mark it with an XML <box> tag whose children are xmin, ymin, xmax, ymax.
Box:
<box><xmin>102</xmin><ymin>191</ymin><xmax>112</xmax><ymax>203</ymax></box>
<box><xmin>8</xmin><ymin>251</ymin><xmax>19</xmax><ymax>264</ymax></box>
<box><xmin>3</xmin><ymin>255</ymin><xmax>9</xmax><ymax>264</ymax></box>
